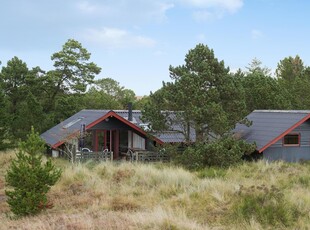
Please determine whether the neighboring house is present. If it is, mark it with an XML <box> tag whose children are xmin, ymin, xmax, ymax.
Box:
<box><xmin>40</xmin><ymin>108</ymin><xmax>195</xmax><ymax>159</ymax></box>
<box><xmin>234</xmin><ymin>110</ymin><xmax>310</xmax><ymax>162</ymax></box>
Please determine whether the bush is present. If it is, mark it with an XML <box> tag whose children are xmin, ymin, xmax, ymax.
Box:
<box><xmin>175</xmin><ymin>136</ymin><xmax>255</xmax><ymax>169</ymax></box>
<box><xmin>5</xmin><ymin>127</ymin><xmax>61</xmax><ymax>217</ymax></box>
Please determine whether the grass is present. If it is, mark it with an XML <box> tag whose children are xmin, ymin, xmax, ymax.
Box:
<box><xmin>0</xmin><ymin>150</ymin><xmax>310</xmax><ymax>229</ymax></box>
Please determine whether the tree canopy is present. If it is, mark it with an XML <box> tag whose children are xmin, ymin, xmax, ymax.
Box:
<box><xmin>50</xmin><ymin>39</ymin><xmax>101</xmax><ymax>94</ymax></box>
<box><xmin>143</xmin><ymin>44</ymin><xmax>247</xmax><ymax>142</ymax></box>
<box><xmin>1</xmin><ymin>39</ymin><xmax>310</xmax><ymax>152</ymax></box>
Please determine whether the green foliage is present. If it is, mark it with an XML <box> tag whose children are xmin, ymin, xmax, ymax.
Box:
<box><xmin>84</xmin><ymin>78</ymin><xmax>137</xmax><ymax>110</ymax></box>
<box><xmin>0</xmin><ymin>57</ymin><xmax>29</xmax><ymax>141</ymax></box>
<box><xmin>5</xmin><ymin>128</ymin><xmax>61</xmax><ymax>217</ymax></box>
<box><xmin>239</xmin><ymin>72</ymin><xmax>291</xmax><ymax>112</ymax></box>
<box><xmin>43</xmin><ymin>39</ymin><xmax>101</xmax><ymax>114</ymax></box>
<box><xmin>96</xmin><ymin>78</ymin><xmax>136</xmax><ymax>109</ymax></box>
<box><xmin>51</xmin><ymin>39</ymin><xmax>101</xmax><ymax>93</ymax></box>
<box><xmin>134</xmin><ymin>96</ymin><xmax>149</xmax><ymax>110</ymax></box>
<box><xmin>276</xmin><ymin>55</ymin><xmax>310</xmax><ymax>109</ymax></box>
<box><xmin>276</xmin><ymin>55</ymin><xmax>304</xmax><ymax>81</ymax></box>
<box><xmin>246</xmin><ymin>58</ymin><xmax>272</xmax><ymax>76</ymax></box>
<box><xmin>176</xmin><ymin>136</ymin><xmax>255</xmax><ymax>169</ymax></box>
<box><xmin>153</xmin><ymin>143</ymin><xmax>183</xmax><ymax>159</ymax></box>
<box><xmin>0</xmin><ymin>56</ymin><xmax>28</xmax><ymax>114</ymax></box>
<box><xmin>284</xmin><ymin>75</ymin><xmax>310</xmax><ymax>109</ymax></box>
<box><xmin>83</xmin><ymin>87</ymin><xmax>122</xmax><ymax>109</ymax></box>
<box><xmin>0</xmin><ymin>58</ymin><xmax>51</xmax><ymax>142</ymax></box>
<box><xmin>142</xmin><ymin>88</ymin><xmax>170</xmax><ymax>131</ymax></box>
<box><xmin>53</xmin><ymin>94</ymin><xmax>84</xmax><ymax>123</ymax></box>
<box><xmin>0</xmin><ymin>90</ymin><xmax>11</xmax><ymax>150</ymax></box>
<box><xmin>143</xmin><ymin>44</ymin><xmax>247</xmax><ymax>142</ymax></box>
<box><xmin>14</xmin><ymin>92</ymin><xmax>46</xmax><ymax>139</ymax></box>
<box><xmin>232</xmin><ymin>184</ymin><xmax>299</xmax><ymax>227</ymax></box>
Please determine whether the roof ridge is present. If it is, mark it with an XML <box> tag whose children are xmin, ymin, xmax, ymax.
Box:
<box><xmin>80</xmin><ymin>109</ymin><xmax>142</xmax><ymax>112</ymax></box>
<box><xmin>254</xmin><ymin>110</ymin><xmax>310</xmax><ymax>113</ymax></box>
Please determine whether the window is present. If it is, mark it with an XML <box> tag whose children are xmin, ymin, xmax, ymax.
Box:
<box><xmin>283</xmin><ymin>134</ymin><xmax>300</xmax><ymax>146</ymax></box>
<box><xmin>62</xmin><ymin>117</ymin><xmax>84</xmax><ymax>129</ymax></box>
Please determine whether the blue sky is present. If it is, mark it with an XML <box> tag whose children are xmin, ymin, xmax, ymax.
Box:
<box><xmin>1</xmin><ymin>0</ymin><xmax>310</xmax><ymax>95</ymax></box>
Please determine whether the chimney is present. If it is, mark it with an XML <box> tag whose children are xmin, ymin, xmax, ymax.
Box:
<box><xmin>128</xmin><ymin>102</ymin><xmax>133</xmax><ymax>121</ymax></box>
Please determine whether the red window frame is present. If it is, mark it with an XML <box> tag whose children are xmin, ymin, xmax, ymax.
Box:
<box><xmin>282</xmin><ymin>133</ymin><xmax>300</xmax><ymax>147</ymax></box>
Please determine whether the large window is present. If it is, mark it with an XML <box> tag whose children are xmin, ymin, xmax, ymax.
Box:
<box><xmin>283</xmin><ymin>134</ymin><xmax>300</xmax><ymax>146</ymax></box>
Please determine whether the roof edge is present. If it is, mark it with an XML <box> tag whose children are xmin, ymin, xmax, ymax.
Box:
<box><xmin>254</xmin><ymin>110</ymin><xmax>310</xmax><ymax>113</ymax></box>
<box><xmin>52</xmin><ymin>110</ymin><xmax>164</xmax><ymax>148</ymax></box>
<box><xmin>258</xmin><ymin>113</ymin><xmax>310</xmax><ymax>153</ymax></box>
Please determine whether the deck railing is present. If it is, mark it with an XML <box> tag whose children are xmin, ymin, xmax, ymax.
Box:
<box><xmin>72</xmin><ymin>149</ymin><xmax>169</xmax><ymax>163</ymax></box>
<box><xmin>76</xmin><ymin>149</ymin><xmax>113</xmax><ymax>162</ymax></box>
<box><xmin>127</xmin><ymin>149</ymin><xmax>170</xmax><ymax>163</ymax></box>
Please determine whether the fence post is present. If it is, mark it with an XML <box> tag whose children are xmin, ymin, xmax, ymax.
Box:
<box><xmin>72</xmin><ymin>145</ymin><xmax>76</xmax><ymax>163</ymax></box>
<box><xmin>135</xmin><ymin>152</ymin><xmax>138</xmax><ymax>162</ymax></box>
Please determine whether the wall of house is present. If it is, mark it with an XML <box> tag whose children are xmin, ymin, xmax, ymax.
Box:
<box><xmin>263</xmin><ymin>120</ymin><xmax>310</xmax><ymax>162</ymax></box>
<box><xmin>89</xmin><ymin>118</ymin><xmax>148</xmax><ymax>151</ymax></box>
<box><xmin>89</xmin><ymin>117</ymin><xmax>132</xmax><ymax>130</ymax></box>
<box><xmin>128</xmin><ymin>131</ymin><xmax>146</xmax><ymax>150</ymax></box>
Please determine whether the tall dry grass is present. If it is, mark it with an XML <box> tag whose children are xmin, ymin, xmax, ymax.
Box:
<box><xmin>0</xmin><ymin>151</ymin><xmax>310</xmax><ymax>229</ymax></box>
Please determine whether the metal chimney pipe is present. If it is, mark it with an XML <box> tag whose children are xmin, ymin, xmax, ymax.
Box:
<box><xmin>128</xmin><ymin>102</ymin><xmax>133</xmax><ymax>121</ymax></box>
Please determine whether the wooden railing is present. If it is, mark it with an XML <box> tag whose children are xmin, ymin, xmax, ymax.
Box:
<box><xmin>72</xmin><ymin>149</ymin><xmax>169</xmax><ymax>163</ymax></box>
<box><xmin>127</xmin><ymin>149</ymin><xmax>169</xmax><ymax>163</ymax></box>
<box><xmin>76</xmin><ymin>149</ymin><xmax>113</xmax><ymax>162</ymax></box>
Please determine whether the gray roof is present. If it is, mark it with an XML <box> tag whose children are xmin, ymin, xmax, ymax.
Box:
<box><xmin>41</xmin><ymin>110</ymin><xmax>111</xmax><ymax>147</ymax></box>
<box><xmin>234</xmin><ymin>110</ymin><xmax>310</xmax><ymax>152</ymax></box>
<box><xmin>41</xmin><ymin>109</ymin><xmax>195</xmax><ymax>147</ymax></box>
<box><xmin>154</xmin><ymin>131</ymin><xmax>195</xmax><ymax>143</ymax></box>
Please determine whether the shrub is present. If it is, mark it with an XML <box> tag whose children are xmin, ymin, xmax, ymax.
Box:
<box><xmin>5</xmin><ymin>127</ymin><xmax>62</xmax><ymax>217</ymax></box>
<box><xmin>175</xmin><ymin>136</ymin><xmax>255</xmax><ymax>169</ymax></box>
<box><xmin>175</xmin><ymin>145</ymin><xmax>205</xmax><ymax>170</ymax></box>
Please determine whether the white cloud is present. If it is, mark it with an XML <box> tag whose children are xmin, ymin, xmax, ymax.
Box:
<box><xmin>75</xmin><ymin>1</ymin><xmax>242</xmax><ymax>24</ymax></box>
<box><xmin>76</xmin><ymin>1</ymin><xmax>174</xmax><ymax>23</ymax></box>
<box><xmin>251</xmin><ymin>29</ymin><xmax>263</xmax><ymax>40</ymax></box>
<box><xmin>83</xmin><ymin>27</ymin><xmax>156</xmax><ymax>49</ymax></box>
<box><xmin>193</xmin><ymin>10</ymin><xmax>222</xmax><ymax>21</ymax></box>
<box><xmin>178</xmin><ymin>0</ymin><xmax>244</xmax><ymax>21</ymax></box>
<box><xmin>76</xmin><ymin>1</ymin><xmax>97</xmax><ymax>13</ymax></box>
<box><xmin>76</xmin><ymin>1</ymin><xmax>117</xmax><ymax>17</ymax></box>
<box><xmin>151</xmin><ymin>2</ymin><xmax>175</xmax><ymax>19</ymax></box>
<box><xmin>179</xmin><ymin>0</ymin><xmax>243</xmax><ymax>12</ymax></box>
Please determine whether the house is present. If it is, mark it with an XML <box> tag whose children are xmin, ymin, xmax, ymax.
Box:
<box><xmin>234</xmin><ymin>110</ymin><xmax>310</xmax><ymax>162</ymax></box>
<box><xmin>40</xmin><ymin>108</ymin><xmax>195</xmax><ymax>160</ymax></box>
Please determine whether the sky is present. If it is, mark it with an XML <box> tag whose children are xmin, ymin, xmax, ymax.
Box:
<box><xmin>1</xmin><ymin>0</ymin><xmax>310</xmax><ymax>96</ymax></box>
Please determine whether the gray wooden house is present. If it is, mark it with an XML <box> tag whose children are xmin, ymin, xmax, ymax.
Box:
<box><xmin>41</xmin><ymin>109</ymin><xmax>195</xmax><ymax>160</ymax></box>
<box><xmin>234</xmin><ymin>110</ymin><xmax>310</xmax><ymax>162</ymax></box>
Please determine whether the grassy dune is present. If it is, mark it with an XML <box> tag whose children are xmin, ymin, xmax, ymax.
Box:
<box><xmin>0</xmin><ymin>150</ymin><xmax>310</xmax><ymax>229</ymax></box>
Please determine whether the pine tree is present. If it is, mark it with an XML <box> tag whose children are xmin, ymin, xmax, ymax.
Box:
<box><xmin>143</xmin><ymin>44</ymin><xmax>247</xmax><ymax>142</ymax></box>
<box><xmin>5</xmin><ymin>127</ymin><xmax>61</xmax><ymax>217</ymax></box>
<box><xmin>0</xmin><ymin>90</ymin><xmax>10</xmax><ymax>150</ymax></box>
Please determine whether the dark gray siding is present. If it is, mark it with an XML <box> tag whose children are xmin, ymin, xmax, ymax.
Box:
<box><xmin>263</xmin><ymin>120</ymin><xmax>310</xmax><ymax>162</ymax></box>
<box><xmin>89</xmin><ymin>117</ymin><xmax>135</xmax><ymax>131</ymax></box>
<box><xmin>234</xmin><ymin>110</ymin><xmax>310</xmax><ymax>151</ymax></box>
